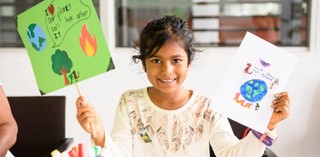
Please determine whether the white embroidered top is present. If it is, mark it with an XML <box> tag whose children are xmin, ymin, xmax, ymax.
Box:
<box><xmin>104</xmin><ymin>88</ymin><xmax>265</xmax><ymax>157</ymax></box>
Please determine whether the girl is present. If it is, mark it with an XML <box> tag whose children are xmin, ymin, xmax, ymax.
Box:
<box><xmin>76</xmin><ymin>15</ymin><xmax>290</xmax><ymax>157</ymax></box>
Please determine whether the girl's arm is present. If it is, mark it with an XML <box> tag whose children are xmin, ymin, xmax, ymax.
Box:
<box><xmin>209</xmin><ymin>113</ymin><xmax>265</xmax><ymax>157</ymax></box>
<box><xmin>76</xmin><ymin>96</ymin><xmax>105</xmax><ymax>146</ymax></box>
<box><xmin>0</xmin><ymin>86</ymin><xmax>18</xmax><ymax>157</ymax></box>
<box><xmin>76</xmin><ymin>94</ymin><xmax>133</xmax><ymax>157</ymax></box>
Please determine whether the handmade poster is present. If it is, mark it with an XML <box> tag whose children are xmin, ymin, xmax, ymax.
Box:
<box><xmin>212</xmin><ymin>32</ymin><xmax>298</xmax><ymax>133</ymax></box>
<box><xmin>16</xmin><ymin>0</ymin><xmax>114</xmax><ymax>95</ymax></box>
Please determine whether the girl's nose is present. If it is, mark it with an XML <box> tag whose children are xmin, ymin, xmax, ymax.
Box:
<box><xmin>161</xmin><ymin>62</ymin><xmax>173</xmax><ymax>75</ymax></box>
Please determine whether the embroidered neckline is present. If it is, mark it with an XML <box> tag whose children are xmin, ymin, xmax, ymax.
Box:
<box><xmin>143</xmin><ymin>87</ymin><xmax>196</xmax><ymax>114</ymax></box>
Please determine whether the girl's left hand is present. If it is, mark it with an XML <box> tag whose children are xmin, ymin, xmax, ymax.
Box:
<box><xmin>268</xmin><ymin>91</ymin><xmax>290</xmax><ymax>130</ymax></box>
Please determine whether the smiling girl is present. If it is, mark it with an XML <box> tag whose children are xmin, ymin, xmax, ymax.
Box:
<box><xmin>76</xmin><ymin>15</ymin><xmax>290</xmax><ymax>157</ymax></box>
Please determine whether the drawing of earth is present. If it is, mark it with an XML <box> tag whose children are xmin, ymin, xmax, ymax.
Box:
<box><xmin>27</xmin><ymin>23</ymin><xmax>47</xmax><ymax>52</ymax></box>
<box><xmin>240</xmin><ymin>79</ymin><xmax>267</xmax><ymax>102</ymax></box>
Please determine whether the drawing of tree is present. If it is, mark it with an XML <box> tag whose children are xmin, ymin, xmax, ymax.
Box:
<box><xmin>51</xmin><ymin>49</ymin><xmax>73</xmax><ymax>85</ymax></box>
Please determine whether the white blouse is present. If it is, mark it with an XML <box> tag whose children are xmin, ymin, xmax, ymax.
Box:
<box><xmin>101</xmin><ymin>88</ymin><xmax>265</xmax><ymax>157</ymax></box>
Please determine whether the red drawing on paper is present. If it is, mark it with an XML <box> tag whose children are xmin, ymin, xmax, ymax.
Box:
<box><xmin>48</xmin><ymin>4</ymin><xmax>55</xmax><ymax>15</ymax></box>
<box><xmin>79</xmin><ymin>23</ymin><xmax>97</xmax><ymax>57</ymax></box>
<box><xmin>244</xmin><ymin>63</ymin><xmax>253</xmax><ymax>74</ymax></box>
<box><xmin>233</xmin><ymin>92</ymin><xmax>253</xmax><ymax>108</ymax></box>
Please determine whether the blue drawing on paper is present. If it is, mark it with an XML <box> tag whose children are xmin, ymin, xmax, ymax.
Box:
<box><xmin>240</xmin><ymin>79</ymin><xmax>267</xmax><ymax>102</ymax></box>
<box><xmin>27</xmin><ymin>23</ymin><xmax>47</xmax><ymax>52</ymax></box>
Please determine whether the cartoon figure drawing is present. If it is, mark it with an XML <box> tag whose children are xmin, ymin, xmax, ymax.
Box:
<box><xmin>255</xmin><ymin>103</ymin><xmax>260</xmax><ymax>111</ymax></box>
<box><xmin>270</xmin><ymin>78</ymin><xmax>279</xmax><ymax>89</ymax></box>
<box><xmin>68</xmin><ymin>70</ymin><xmax>80</xmax><ymax>84</ymax></box>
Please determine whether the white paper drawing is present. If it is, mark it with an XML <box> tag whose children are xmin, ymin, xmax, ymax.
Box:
<box><xmin>212</xmin><ymin>32</ymin><xmax>298</xmax><ymax>133</ymax></box>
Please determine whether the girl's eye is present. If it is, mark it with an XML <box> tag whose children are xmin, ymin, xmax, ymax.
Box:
<box><xmin>151</xmin><ymin>59</ymin><xmax>161</xmax><ymax>64</ymax></box>
<box><xmin>173</xmin><ymin>59</ymin><xmax>181</xmax><ymax>64</ymax></box>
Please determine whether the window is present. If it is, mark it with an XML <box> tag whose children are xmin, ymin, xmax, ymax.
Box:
<box><xmin>114</xmin><ymin>0</ymin><xmax>310</xmax><ymax>47</ymax></box>
<box><xmin>0</xmin><ymin>0</ymin><xmax>313</xmax><ymax>49</ymax></box>
<box><xmin>0</xmin><ymin>0</ymin><xmax>99</xmax><ymax>47</ymax></box>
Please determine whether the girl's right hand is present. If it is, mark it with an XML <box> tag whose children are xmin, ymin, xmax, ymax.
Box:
<box><xmin>75</xmin><ymin>96</ymin><xmax>105</xmax><ymax>146</ymax></box>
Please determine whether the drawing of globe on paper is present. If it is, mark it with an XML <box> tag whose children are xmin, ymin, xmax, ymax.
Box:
<box><xmin>240</xmin><ymin>79</ymin><xmax>267</xmax><ymax>103</ymax></box>
<box><xmin>27</xmin><ymin>23</ymin><xmax>47</xmax><ymax>52</ymax></box>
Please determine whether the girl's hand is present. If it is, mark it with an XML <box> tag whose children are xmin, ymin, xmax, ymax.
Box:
<box><xmin>75</xmin><ymin>96</ymin><xmax>105</xmax><ymax>146</ymax></box>
<box><xmin>268</xmin><ymin>91</ymin><xmax>290</xmax><ymax>130</ymax></box>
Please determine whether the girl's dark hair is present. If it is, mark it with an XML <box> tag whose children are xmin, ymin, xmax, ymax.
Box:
<box><xmin>133</xmin><ymin>15</ymin><xmax>199</xmax><ymax>66</ymax></box>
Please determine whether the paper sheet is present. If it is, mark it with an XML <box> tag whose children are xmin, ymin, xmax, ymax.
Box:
<box><xmin>16</xmin><ymin>0</ymin><xmax>114</xmax><ymax>95</ymax></box>
<box><xmin>212</xmin><ymin>32</ymin><xmax>298</xmax><ymax>133</ymax></box>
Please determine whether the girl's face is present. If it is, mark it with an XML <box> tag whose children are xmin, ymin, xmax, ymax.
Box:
<box><xmin>144</xmin><ymin>41</ymin><xmax>190</xmax><ymax>94</ymax></box>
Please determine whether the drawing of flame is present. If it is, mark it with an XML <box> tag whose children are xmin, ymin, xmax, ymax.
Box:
<box><xmin>79</xmin><ymin>24</ymin><xmax>97</xmax><ymax>57</ymax></box>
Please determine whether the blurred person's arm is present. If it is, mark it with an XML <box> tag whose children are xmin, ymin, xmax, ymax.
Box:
<box><xmin>0</xmin><ymin>86</ymin><xmax>18</xmax><ymax>157</ymax></box>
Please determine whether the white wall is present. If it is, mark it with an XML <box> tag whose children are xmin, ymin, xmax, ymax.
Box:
<box><xmin>0</xmin><ymin>48</ymin><xmax>320</xmax><ymax>157</ymax></box>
